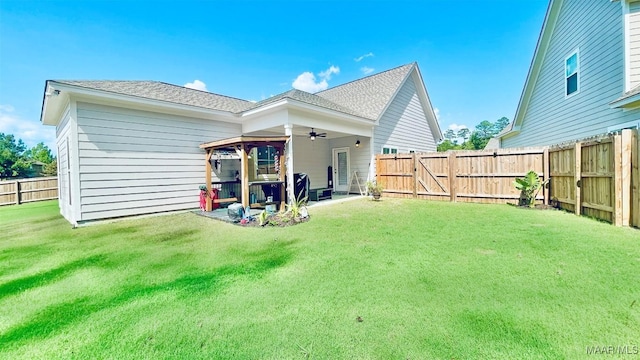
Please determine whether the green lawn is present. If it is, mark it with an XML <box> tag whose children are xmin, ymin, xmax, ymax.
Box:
<box><xmin>0</xmin><ymin>199</ymin><xmax>638</xmax><ymax>359</ymax></box>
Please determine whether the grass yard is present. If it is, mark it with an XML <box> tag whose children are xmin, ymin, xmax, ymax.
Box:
<box><xmin>0</xmin><ymin>199</ymin><xmax>638</xmax><ymax>359</ymax></box>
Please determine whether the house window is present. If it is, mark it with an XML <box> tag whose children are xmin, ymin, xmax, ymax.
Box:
<box><xmin>565</xmin><ymin>50</ymin><xmax>579</xmax><ymax>96</ymax></box>
<box><xmin>382</xmin><ymin>147</ymin><xmax>398</xmax><ymax>154</ymax></box>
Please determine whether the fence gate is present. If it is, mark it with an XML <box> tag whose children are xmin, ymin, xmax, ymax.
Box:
<box><xmin>376</xmin><ymin>154</ymin><xmax>415</xmax><ymax>198</ymax></box>
<box><xmin>415</xmin><ymin>153</ymin><xmax>450</xmax><ymax>201</ymax></box>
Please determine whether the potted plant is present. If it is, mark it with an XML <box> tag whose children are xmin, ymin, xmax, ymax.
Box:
<box><xmin>366</xmin><ymin>181</ymin><xmax>384</xmax><ymax>200</ymax></box>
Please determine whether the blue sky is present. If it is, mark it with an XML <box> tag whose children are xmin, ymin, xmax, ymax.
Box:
<box><xmin>0</xmin><ymin>0</ymin><xmax>549</xmax><ymax>151</ymax></box>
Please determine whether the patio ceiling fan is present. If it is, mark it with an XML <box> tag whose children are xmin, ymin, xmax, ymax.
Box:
<box><xmin>308</xmin><ymin>128</ymin><xmax>327</xmax><ymax>141</ymax></box>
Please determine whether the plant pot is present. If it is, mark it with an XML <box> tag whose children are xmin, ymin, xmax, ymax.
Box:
<box><xmin>372</xmin><ymin>191</ymin><xmax>381</xmax><ymax>200</ymax></box>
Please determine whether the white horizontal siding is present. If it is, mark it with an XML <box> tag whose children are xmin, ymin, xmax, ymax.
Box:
<box><xmin>329</xmin><ymin>136</ymin><xmax>372</xmax><ymax>191</ymax></box>
<box><xmin>76</xmin><ymin>102</ymin><xmax>242</xmax><ymax>221</ymax></box>
<box><xmin>503</xmin><ymin>0</ymin><xmax>640</xmax><ymax>148</ymax></box>
<box><xmin>291</xmin><ymin>135</ymin><xmax>331</xmax><ymax>189</ymax></box>
<box><xmin>374</xmin><ymin>77</ymin><xmax>437</xmax><ymax>154</ymax></box>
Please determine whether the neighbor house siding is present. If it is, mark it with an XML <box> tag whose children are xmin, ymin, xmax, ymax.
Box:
<box><xmin>503</xmin><ymin>0</ymin><xmax>640</xmax><ymax>148</ymax></box>
<box><xmin>55</xmin><ymin>105</ymin><xmax>73</xmax><ymax>223</ymax></box>
<box><xmin>75</xmin><ymin>102</ymin><xmax>242</xmax><ymax>221</ymax></box>
<box><xmin>374</xmin><ymin>77</ymin><xmax>436</xmax><ymax>153</ymax></box>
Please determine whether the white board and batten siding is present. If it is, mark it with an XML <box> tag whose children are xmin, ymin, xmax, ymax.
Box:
<box><xmin>503</xmin><ymin>0</ymin><xmax>640</xmax><ymax>148</ymax></box>
<box><xmin>56</xmin><ymin>105</ymin><xmax>73</xmax><ymax>223</ymax></box>
<box><xmin>373</xmin><ymin>76</ymin><xmax>437</xmax><ymax>154</ymax></box>
<box><xmin>76</xmin><ymin>102</ymin><xmax>242</xmax><ymax>221</ymax></box>
<box><xmin>628</xmin><ymin>1</ymin><xmax>640</xmax><ymax>89</ymax></box>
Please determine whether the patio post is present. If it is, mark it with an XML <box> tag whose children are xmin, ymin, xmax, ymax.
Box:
<box><xmin>284</xmin><ymin>124</ymin><xmax>294</xmax><ymax>204</ymax></box>
<box><xmin>240</xmin><ymin>144</ymin><xmax>250</xmax><ymax>208</ymax></box>
<box><xmin>205</xmin><ymin>149</ymin><xmax>213</xmax><ymax>211</ymax></box>
<box><xmin>278</xmin><ymin>144</ymin><xmax>286</xmax><ymax>210</ymax></box>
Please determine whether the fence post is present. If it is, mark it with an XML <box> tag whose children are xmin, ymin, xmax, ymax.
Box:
<box><xmin>449</xmin><ymin>152</ymin><xmax>457</xmax><ymax>202</ymax></box>
<box><xmin>543</xmin><ymin>148</ymin><xmax>549</xmax><ymax>205</ymax></box>
<box><xmin>412</xmin><ymin>152</ymin><xmax>417</xmax><ymax>199</ymax></box>
<box><xmin>632</xmin><ymin>129</ymin><xmax>640</xmax><ymax>228</ymax></box>
<box><xmin>621</xmin><ymin>129</ymin><xmax>632</xmax><ymax>227</ymax></box>
<box><xmin>376</xmin><ymin>154</ymin><xmax>381</xmax><ymax>186</ymax></box>
<box><xmin>15</xmin><ymin>180</ymin><xmax>20</xmax><ymax>205</ymax></box>
<box><xmin>575</xmin><ymin>142</ymin><xmax>581</xmax><ymax>216</ymax></box>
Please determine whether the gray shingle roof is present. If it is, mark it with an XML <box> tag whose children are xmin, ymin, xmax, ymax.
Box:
<box><xmin>315</xmin><ymin>63</ymin><xmax>415</xmax><ymax>120</ymax></box>
<box><xmin>247</xmin><ymin>89</ymin><xmax>364</xmax><ymax>118</ymax></box>
<box><xmin>53</xmin><ymin>80</ymin><xmax>253</xmax><ymax>113</ymax></box>
<box><xmin>53</xmin><ymin>64</ymin><xmax>417</xmax><ymax>119</ymax></box>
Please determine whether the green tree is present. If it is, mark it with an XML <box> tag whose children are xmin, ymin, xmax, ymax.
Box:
<box><xmin>0</xmin><ymin>133</ymin><xmax>31</xmax><ymax>179</ymax></box>
<box><xmin>493</xmin><ymin>117</ymin><xmax>510</xmax><ymax>134</ymax></box>
<box><xmin>25</xmin><ymin>142</ymin><xmax>55</xmax><ymax>164</ymax></box>
<box><xmin>437</xmin><ymin>139</ymin><xmax>460</xmax><ymax>152</ymax></box>
<box><xmin>42</xmin><ymin>160</ymin><xmax>58</xmax><ymax>177</ymax></box>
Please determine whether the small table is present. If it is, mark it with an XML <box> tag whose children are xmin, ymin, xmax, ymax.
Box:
<box><xmin>309</xmin><ymin>188</ymin><xmax>332</xmax><ymax>201</ymax></box>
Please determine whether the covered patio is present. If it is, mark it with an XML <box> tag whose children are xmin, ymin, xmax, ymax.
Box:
<box><xmin>200</xmin><ymin>136</ymin><xmax>290</xmax><ymax>212</ymax></box>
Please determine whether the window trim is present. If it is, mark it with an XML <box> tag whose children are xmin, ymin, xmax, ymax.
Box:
<box><xmin>565</xmin><ymin>49</ymin><xmax>580</xmax><ymax>98</ymax></box>
<box><xmin>382</xmin><ymin>146</ymin><xmax>398</xmax><ymax>154</ymax></box>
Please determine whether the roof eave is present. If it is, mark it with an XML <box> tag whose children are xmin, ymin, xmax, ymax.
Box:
<box><xmin>42</xmin><ymin>81</ymin><xmax>240</xmax><ymax>124</ymax></box>
<box><xmin>512</xmin><ymin>0</ymin><xmax>561</xmax><ymax>130</ymax></box>
<box><xmin>241</xmin><ymin>97</ymin><xmax>375</xmax><ymax>125</ymax></box>
<box><xmin>610</xmin><ymin>92</ymin><xmax>640</xmax><ymax>109</ymax></box>
<box><xmin>410</xmin><ymin>64</ymin><xmax>444</xmax><ymax>142</ymax></box>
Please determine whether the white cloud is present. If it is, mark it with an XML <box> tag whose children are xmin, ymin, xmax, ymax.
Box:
<box><xmin>292</xmin><ymin>65</ymin><xmax>340</xmax><ymax>93</ymax></box>
<box><xmin>360</xmin><ymin>66</ymin><xmax>374</xmax><ymax>75</ymax></box>
<box><xmin>292</xmin><ymin>72</ymin><xmax>329</xmax><ymax>93</ymax></box>
<box><xmin>184</xmin><ymin>79</ymin><xmax>208</xmax><ymax>91</ymax></box>
<box><xmin>434</xmin><ymin>107</ymin><xmax>440</xmax><ymax>120</ymax></box>
<box><xmin>354</xmin><ymin>52</ymin><xmax>374</xmax><ymax>62</ymax></box>
<box><xmin>0</xmin><ymin>105</ymin><xmax>56</xmax><ymax>151</ymax></box>
<box><xmin>318</xmin><ymin>65</ymin><xmax>340</xmax><ymax>80</ymax></box>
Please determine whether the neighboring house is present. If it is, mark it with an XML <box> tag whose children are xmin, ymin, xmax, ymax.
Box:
<box><xmin>41</xmin><ymin>62</ymin><xmax>442</xmax><ymax>225</ymax></box>
<box><xmin>498</xmin><ymin>0</ymin><xmax>640</xmax><ymax>148</ymax></box>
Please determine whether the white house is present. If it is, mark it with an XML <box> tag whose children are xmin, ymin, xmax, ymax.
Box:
<box><xmin>41</xmin><ymin>63</ymin><xmax>442</xmax><ymax>226</ymax></box>
<box><xmin>498</xmin><ymin>0</ymin><xmax>640</xmax><ymax>148</ymax></box>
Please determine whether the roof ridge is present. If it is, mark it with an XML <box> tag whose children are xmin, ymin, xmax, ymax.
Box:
<box><xmin>315</xmin><ymin>62</ymin><xmax>415</xmax><ymax>95</ymax></box>
<box><xmin>155</xmin><ymin>81</ymin><xmax>253</xmax><ymax>103</ymax></box>
<box><xmin>54</xmin><ymin>80</ymin><xmax>253</xmax><ymax>104</ymax></box>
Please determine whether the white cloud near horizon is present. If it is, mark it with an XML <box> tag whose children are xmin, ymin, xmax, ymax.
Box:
<box><xmin>292</xmin><ymin>65</ymin><xmax>340</xmax><ymax>93</ymax></box>
<box><xmin>184</xmin><ymin>79</ymin><xmax>208</xmax><ymax>91</ymax></box>
<box><xmin>361</xmin><ymin>66</ymin><xmax>374</xmax><ymax>75</ymax></box>
<box><xmin>354</xmin><ymin>52</ymin><xmax>374</xmax><ymax>62</ymax></box>
<box><xmin>0</xmin><ymin>104</ymin><xmax>56</xmax><ymax>151</ymax></box>
<box><xmin>447</xmin><ymin>123</ymin><xmax>469</xmax><ymax>132</ymax></box>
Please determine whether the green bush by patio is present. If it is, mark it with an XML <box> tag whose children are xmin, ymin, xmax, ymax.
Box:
<box><xmin>0</xmin><ymin>199</ymin><xmax>638</xmax><ymax>359</ymax></box>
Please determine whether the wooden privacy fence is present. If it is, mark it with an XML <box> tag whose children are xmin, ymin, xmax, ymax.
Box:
<box><xmin>376</xmin><ymin>148</ymin><xmax>547</xmax><ymax>204</ymax></box>
<box><xmin>376</xmin><ymin>129</ymin><xmax>639</xmax><ymax>228</ymax></box>
<box><xmin>0</xmin><ymin>177</ymin><xmax>58</xmax><ymax>206</ymax></box>
<box><xmin>549</xmin><ymin>129</ymin><xmax>639</xmax><ymax>227</ymax></box>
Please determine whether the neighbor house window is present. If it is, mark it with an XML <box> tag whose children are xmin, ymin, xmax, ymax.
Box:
<box><xmin>382</xmin><ymin>147</ymin><xmax>398</xmax><ymax>154</ymax></box>
<box><xmin>566</xmin><ymin>50</ymin><xmax>579</xmax><ymax>96</ymax></box>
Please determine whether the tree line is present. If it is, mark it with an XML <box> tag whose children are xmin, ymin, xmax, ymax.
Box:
<box><xmin>1</xmin><ymin>133</ymin><xmax>57</xmax><ymax>180</ymax></box>
<box><xmin>437</xmin><ymin>117</ymin><xmax>509</xmax><ymax>152</ymax></box>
